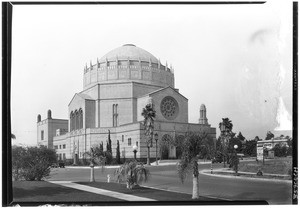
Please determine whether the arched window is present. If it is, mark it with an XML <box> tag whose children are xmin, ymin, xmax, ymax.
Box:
<box><xmin>70</xmin><ymin>111</ymin><xmax>74</xmax><ymax>131</ymax></box>
<box><xmin>79</xmin><ymin>109</ymin><xmax>83</xmax><ymax>129</ymax></box>
<box><xmin>112</xmin><ymin>104</ymin><xmax>115</xmax><ymax>127</ymax></box>
<box><xmin>115</xmin><ymin>104</ymin><xmax>118</xmax><ymax>126</ymax></box>
<box><xmin>112</xmin><ymin>104</ymin><xmax>118</xmax><ymax>127</ymax></box>
<box><xmin>74</xmin><ymin>110</ymin><xmax>78</xmax><ymax>130</ymax></box>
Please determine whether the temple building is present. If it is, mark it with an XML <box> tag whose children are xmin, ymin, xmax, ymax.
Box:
<box><xmin>37</xmin><ymin>44</ymin><xmax>216</xmax><ymax>163</ymax></box>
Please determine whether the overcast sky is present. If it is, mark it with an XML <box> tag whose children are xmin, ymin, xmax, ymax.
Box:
<box><xmin>11</xmin><ymin>1</ymin><xmax>293</xmax><ymax>146</ymax></box>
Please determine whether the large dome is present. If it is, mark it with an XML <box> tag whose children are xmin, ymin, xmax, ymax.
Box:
<box><xmin>99</xmin><ymin>44</ymin><xmax>159</xmax><ymax>63</ymax></box>
<box><xmin>83</xmin><ymin>44</ymin><xmax>174</xmax><ymax>90</ymax></box>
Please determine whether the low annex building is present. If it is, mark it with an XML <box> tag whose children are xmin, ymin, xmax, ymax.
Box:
<box><xmin>37</xmin><ymin>44</ymin><xmax>216</xmax><ymax>163</ymax></box>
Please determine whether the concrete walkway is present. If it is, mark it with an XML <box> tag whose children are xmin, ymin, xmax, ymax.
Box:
<box><xmin>49</xmin><ymin>181</ymin><xmax>156</xmax><ymax>201</ymax></box>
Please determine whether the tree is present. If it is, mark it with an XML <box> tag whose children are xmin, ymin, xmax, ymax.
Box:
<box><xmin>100</xmin><ymin>141</ymin><xmax>103</xmax><ymax>152</ymax></box>
<box><xmin>106</xmin><ymin>130</ymin><xmax>113</xmax><ymax>165</ymax></box>
<box><xmin>243</xmin><ymin>140</ymin><xmax>257</xmax><ymax>157</ymax></box>
<box><xmin>218</xmin><ymin>118</ymin><xmax>234</xmax><ymax>167</ymax></box>
<box><xmin>116</xmin><ymin>140</ymin><xmax>121</xmax><ymax>164</ymax></box>
<box><xmin>219</xmin><ymin>118</ymin><xmax>233</xmax><ymax>135</ymax></box>
<box><xmin>12</xmin><ymin>145</ymin><xmax>26</xmax><ymax>180</ymax></box>
<box><xmin>12</xmin><ymin>145</ymin><xmax>57</xmax><ymax>181</ymax></box>
<box><xmin>83</xmin><ymin>146</ymin><xmax>106</xmax><ymax>166</ymax></box>
<box><xmin>254</xmin><ymin>136</ymin><xmax>261</xmax><ymax>141</ymax></box>
<box><xmin>287</xmin><ymin>137</ymin><xmax>292</xmax><ymax>156</ymax></box>
<box><xmin>236</xmin><ymin>132</ymin><xmax>245</xmax><ymax>141</ymax></box>
<box><xmin>114</xmin><ymin>160</ymin><xmax>150</xmax><ymax>189</ymax></box>
<box><xmin>107</xmin><ymin>130</ymin><xmax>112</xmax><ymax>153</ymax></box>
<box><xmin>106</xmin><ymin>141</ymin><xmax>109</xmax><ymax>153</ymax></box>
<box><xmin>142</xmin><ymin>103</ymin><xmax>156</xmax><ymax>165</ymax></box>
<box><xmin>200</xmin><ymin>135</ymin><xmax>215</xmax><ymax>160</ymax></box>
<box><xmin>177</xmin><ymin>132</ymin><xmax>210</xmax><ymax>199</ymax></box>
<box><xmin>265</xmin><ymin>131</ymin><xmax>274</xmax><ymax>140</ymax></box>
<box><xmin>272</xmin><ymin>144</ymin><xmax>287</xmax><ymax>157</ymax></box>
<box><xmin>83</xmin><ymin>146</ymin><xmax>107</xmax><ymax>182</ymax></box>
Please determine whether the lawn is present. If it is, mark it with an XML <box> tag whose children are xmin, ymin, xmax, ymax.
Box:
<box><xmin>12</xmin><ymin>181</ymin><xmax>123</xmax><ymax>206</ymax></box>
<box><xmin>78</xmin><ymin>181</ymin><xmax>219</xmax><ymax>202</ymax></box>
<box><xmin>11</xmin><ymin>180</ymin><xmax>223</xmax><ymax>206</ymax></box>
<box><xmin>238</xmin><ymin>157</ymin><xmax>292</xmax><ymax>176</ymax></box>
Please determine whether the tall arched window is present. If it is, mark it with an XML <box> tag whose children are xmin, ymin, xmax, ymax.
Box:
<box><xmin>115</xmin><ymin>104</ymin><xmax>118</xmax><ymax>126</ymax></box>
<box><xmin>70</xmin><ymin>111</ymin><xmax>75</xmax><ymax>131</ymax></box>
<box><xmin>112</xmin><ymin>104</ymin><xmax>118</xmax><ymax>127</ymax></box>
<box><xmin>74</xmin><ymin>110</ymin><xmax>78</xmax><ymax>130</ymax></box>
<box><xmin>79</xmin><ymin>109</ymin><xmax>83</xmax><ymax>129</ymax></box>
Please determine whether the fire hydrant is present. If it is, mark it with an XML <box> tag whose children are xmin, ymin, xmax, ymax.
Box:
<box><xmin>107</xmin><ymin>174</ymin><xmax>110</xmax><ymax>183</ymax></box>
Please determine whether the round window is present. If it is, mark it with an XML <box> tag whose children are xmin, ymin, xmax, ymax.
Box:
<box><xmin>160</xmin><ymin>96</ymin><xmax>179</xmax><ymax>120</ymax></box>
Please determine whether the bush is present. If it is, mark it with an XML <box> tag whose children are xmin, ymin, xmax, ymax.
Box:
<box><xmin>105</xmin><ymin>151</ymin><xmax>113</xmax><ymax>165</ymax></box>
<box><xmin>12</xmin><ymin>145</ymin><xmax>57</xmax><ymax>181</ymax></box>
<box><xmin>272</xmin><ymin>144</ymin><xmax>288</xmax><ymax>157</ymax></box>
<box><xmin>114</xmin><ymin>160</ymin><xmax>150</xmax><ymax>189</ymax></box>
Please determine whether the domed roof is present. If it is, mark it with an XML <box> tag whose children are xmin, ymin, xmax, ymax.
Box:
<box><xmin>99</xmin><ymin>44</ymin><xmax>159</xmax><ymax>63</ymax></box>
<box><xmin>200</xmin><ymin>104</ymin><xmax>206</xmax><ymax>110</ymax></box>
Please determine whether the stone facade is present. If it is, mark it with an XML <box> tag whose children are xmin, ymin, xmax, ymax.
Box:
<box><xmin>37</xmin><ymin>44</ymin><xmax>216</xmax><ymax>163</ymax></box>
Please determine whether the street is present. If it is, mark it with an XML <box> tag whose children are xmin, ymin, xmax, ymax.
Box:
<box><xmin>48</xmin><ymin>163</ymin><xmax>292</xmax><ymax>204</ymax></box>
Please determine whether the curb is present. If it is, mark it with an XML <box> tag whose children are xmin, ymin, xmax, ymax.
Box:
<box><xmin>200</xmin><ymin>169</ymin><xmax>292</xmax><ymax>184</ymax></box>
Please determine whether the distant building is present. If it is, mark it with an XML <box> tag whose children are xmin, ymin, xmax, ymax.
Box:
<box><xmin>37</xmin><ymin>44</ymin><xmax>216</xmax><ymax>163</ymax></box>
<box><xmin>257</xmin><ymin>136</ymin><xmax>291</xmax><ymax>151</ymax></box>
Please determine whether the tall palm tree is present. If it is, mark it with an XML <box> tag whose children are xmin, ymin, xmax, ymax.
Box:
<box><xmin>114</xmin><ymin>160</ymin><xmax>150</xmax><ymax>189</ymax></box>
<box><xmin>177</xmin><ymin>132</ymin><xmax>209</xmax><ymax>199</ymax></box>
<box><xmin>83</xmin><ymin>146</ymin><xmax>106</xmax><ymax>182</ymax></box>
<box><xmin>141</xmin><ymin>103</ymin><xmax>156</xmax><ymax>165</ymax></box>
<box><xmin>218</xmin><ymin>118</ymin><xmax>233</xmax><ymax>167</ymax></box>
<box><xmin>218</xmin><ymin>118</ymin><xmax>233</xmax><ymax>135</ymax></box>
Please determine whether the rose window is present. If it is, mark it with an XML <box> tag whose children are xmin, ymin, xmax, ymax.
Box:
<box><xmin>160</xmin><ymin>96</ymin><xmax>179</xmax><ymax>120</ymax></box>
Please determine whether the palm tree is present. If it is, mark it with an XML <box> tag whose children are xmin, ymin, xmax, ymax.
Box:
<box><xmin>114</xmin><ymin>160</ymin><xmax>150</xmax><ymax>189</ymax></box>
<box><xmin>265</xmin><ymin>131</ymin><xmax>274</xmax><ymax>140</ymax></box>
<box><xmin>218</xmin><ymin>118</ymin><xmax>233</xmax><ymax>167</ymax></box>
<box><xmin>218</xmin><ymin>118</ymin><xmax>233</xmax><ymax>135</ymax></box>
<box><xmin>177</xmin><ymin>132</ymin><xmax>210</xmax><ymax>199</ymax></box>
<box><xmin>83</xmin><ymin>146</ymin><xmax>106</xmax><ymax>182</ymax></box>
<box><xmin>141</xmin><ymin>103</ymin><xmax>156</xmax><ymax>165</ymax></box>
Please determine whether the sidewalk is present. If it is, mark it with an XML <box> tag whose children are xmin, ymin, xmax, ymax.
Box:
<box><xmin>49</xmin><ymin>181</ymin><xmax>155</xmax><ymax>201</ymax></box>
<box><xmin>49</xmin><ymin>181</ymin><xmax>220</xmax><ymax>202</ymax></box>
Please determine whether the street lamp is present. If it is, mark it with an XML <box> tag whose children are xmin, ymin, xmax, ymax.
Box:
<box><xmin>133</xmin><ymin>145</ymin><xmax>137</xmax><ymax>160</ymax></box>
<box><xmin>154</xmin><ymin>133</ymin><xmax>158</xmax><ymax>165</ymax></box>
<box><xmin>233</xmin><ymin>144</ymin><xmax>238</xmax><ymax>176</ymax></box>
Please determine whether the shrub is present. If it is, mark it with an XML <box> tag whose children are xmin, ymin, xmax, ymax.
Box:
<box><xmin>257</xmin><ymin>169</ymin><xmax>263</xmax><ymax>176</ymax></box>
<box><xmin>272</xmin><ymin>144</ymin><xmax>288</xmax><ymax>157</ymax></box>
<box><xmin>12</xmin><ymin>145</ymin><xmax>57</xmax><ymax>181</ymax></box>
<box><xmin>105</xmin><ymin>151</ymin><xmax>113</xmax><ymax>165</ymax></box>
<box><xmin>114</xmin><ymin>160</ymin><xmax>150</xmax><ymax>189</ymax></box>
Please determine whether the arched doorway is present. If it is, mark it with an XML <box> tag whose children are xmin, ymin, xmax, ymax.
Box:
<box><xmin>160</xmin><ymin>134</ymin><xmax>175</xmax><ymax>159</ymax></box>
<box><xmin>161</xmin><ymin>144</ymin><xmax>169</xmax><ymax>160</ymax></box>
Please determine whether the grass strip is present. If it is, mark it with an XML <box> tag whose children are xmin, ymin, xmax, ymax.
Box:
<box><xmin>77</xmin><ymin>181</ymin><xmax>219</xmax><ymax>201</ymax></box>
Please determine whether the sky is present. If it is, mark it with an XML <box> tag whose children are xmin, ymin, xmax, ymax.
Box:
<box><xmin>10</xmin><ymin>1</ymin><xmax>293</xmax><ymax>146</ymax></box>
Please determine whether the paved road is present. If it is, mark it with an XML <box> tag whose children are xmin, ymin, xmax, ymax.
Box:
<box><xmin>48</xmin><ymin>163</ymin><xmax>292</xmax><ymax>204</ymax></box>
